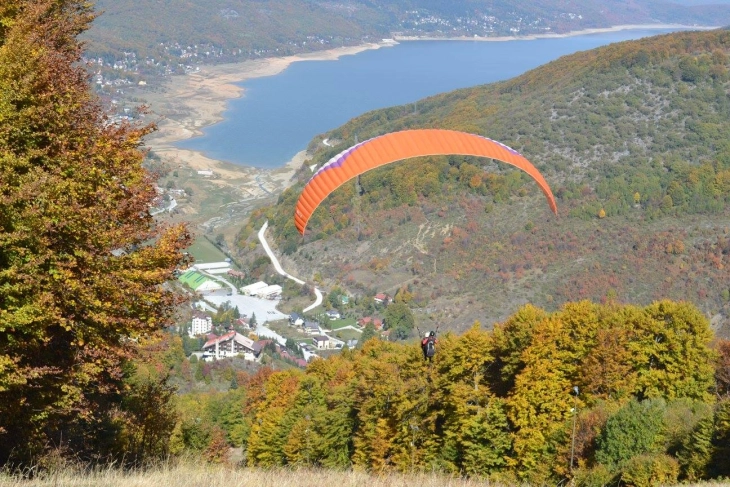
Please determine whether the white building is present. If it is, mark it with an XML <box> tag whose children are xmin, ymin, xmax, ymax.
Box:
<box><xmin>196</xmin><ymin>280</ymin><xmax>222</xmax><ymax>292</ymax></box>
<box><xmin>303</xmin><ymin>321</ymin><xmax>320</xmax><ymax>335</ymax></box>
<box><xmin>202</xmin><ymin>331</ymin><xmax>256</xmax><ymax>361</ymax></box>
<box><xmin>193</xmin><ymin>262</ymin><xmax>231</xmax><ymax>274</ymax></box>
<box><xmin>255</xmin><ymin>284</ymin><xmax>282</xmax><ymax>299</ymax></box>
<box><xmin>241</xmin><ymin>281</ymin><xmax>268</xmax><ymax>296</ymax></box>
<box><xmin>313</xmin><ymin>335</ymin><xmax>330</xmax><ymax>350</ymax></box>
<box><xmin>190</xmin><ymin>311</ymin><xmax>212</xmax><ymax>337</ymax></box>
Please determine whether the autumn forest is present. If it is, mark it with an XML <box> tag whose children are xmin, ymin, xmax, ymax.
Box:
<box><xmin>3</xmin><ymin>1</ymin><xmax>730</xmax><ymax>486</ymax></box>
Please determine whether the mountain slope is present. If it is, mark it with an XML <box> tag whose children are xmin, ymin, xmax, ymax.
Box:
<box><xmin>84</xmin><ymin>0</ymin><xmax>730</xmax><ymax>65</ymax></box>
<box><xmin>239</xmin><ymin>29</ymin><xmax>730</xmax><ymax>336</ymax></box>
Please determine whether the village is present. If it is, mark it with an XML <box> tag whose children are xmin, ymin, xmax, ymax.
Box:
<box><xmin>177</xmin><ymin>258</ymin><xmax>392</xmax><ymax>369</ymax></box>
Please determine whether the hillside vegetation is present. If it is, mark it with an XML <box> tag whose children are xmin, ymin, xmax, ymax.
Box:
<box><xmin>0</xmin><ymin>0</ymin><xmax>190</xmax><ymax>466</ymax></box>
<box><xmin>241</xmin><ymin>28</ymin><xmax>730</xmax><ymax>335</ymax></box>
<box><xmin>185</xmin><ymin>301</ymin><xmax>730</xmax><ymax>485</ymax></box>
<box><xmin>5</xmin><ymin>3</ymin><xmax>730</xmax><ymax>485</ymax></box>
<box><xmin>84</xmin><ymin>0</ymin><xmax>730</xmax><ymax>69</ymax></box>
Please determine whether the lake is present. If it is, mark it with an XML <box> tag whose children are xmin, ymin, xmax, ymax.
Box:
<box><xmin>177</xmin><ymin>28</ymin><xmax>699</xmax><ymax>169</ymax></box>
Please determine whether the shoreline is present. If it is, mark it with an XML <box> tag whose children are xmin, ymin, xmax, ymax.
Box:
<box><xmin>142</xmin><ymin>23</ymin><xmax>717</xmax><ymax>186</ymax></box>
<box><xmin>393</xmin><ymin>23</ymin><xmax>719</xmax><ymax>42</ymax></box>
<box><xmin>143</xmin><ymin>41</ymin><xmax>396</xmax><ymax>185</ymax></box>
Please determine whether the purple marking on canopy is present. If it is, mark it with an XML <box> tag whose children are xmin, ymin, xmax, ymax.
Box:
<box><xmin>308</xmin><ymin>132</ymin><xmax>524</xmax><ymax>183</ymax></box>
<box><xmin>323</xmin><ymin>147</ymin><xmax>356</xmax><ymax>172</ymax></box>
<box><xmin>310</xmin><ymin>138</ymin><xmax>371</xmax><ymax>181</ymax></box>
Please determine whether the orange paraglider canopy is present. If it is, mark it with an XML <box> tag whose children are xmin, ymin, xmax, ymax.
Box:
<box><xmin>295</xmin><ymin>129</ymin><xmax>557</xmax><ymax>235</ymax></box>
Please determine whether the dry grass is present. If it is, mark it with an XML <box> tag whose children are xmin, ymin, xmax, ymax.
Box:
<box><xmin>4</xmin><ymin>461</ymin><xmax>730</xmax><ymax>487</ymax></box>
<box><xmin>0</xmin><ymin>462</ymin><xmax>502</xmax><ymax>487</ymax></box>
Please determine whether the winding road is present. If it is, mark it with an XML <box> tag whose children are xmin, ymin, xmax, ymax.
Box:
<box><xmin>258</xmin><ymin>220</ymin><xmax>323</xmax><ymax>312</ymax></box>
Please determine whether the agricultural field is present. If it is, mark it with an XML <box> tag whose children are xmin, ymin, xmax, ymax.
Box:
<box><xmin>187</xmin><ymin>237</ymin><xmax>230</xmax><ymax>264</ymax></box>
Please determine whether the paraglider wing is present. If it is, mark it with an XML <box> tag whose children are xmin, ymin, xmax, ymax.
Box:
<box><xmin>295</xmin><ymin>129</ymin><xmax>557</xmax><ymax>235</ymax></box>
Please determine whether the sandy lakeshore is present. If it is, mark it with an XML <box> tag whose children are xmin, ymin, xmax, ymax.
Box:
<box><xmin>143</xmin><ymin>41</ymin><xmax>396</xmax><ymax>188</ymax></box>
<box><xmin>140</xmin><ymin>23</ymin><xmax>715</xmax><ymax>209</ymax></box>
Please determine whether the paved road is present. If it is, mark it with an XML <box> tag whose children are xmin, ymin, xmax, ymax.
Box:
<box><xmin>150</xmin><ymin>197</ymin><xmax>177</xmax><ymax>216</ymax></box>
<box><xmin>258</xmin><ymin>220</ymin><xmax>323</xmax><ymax>312</ymax></box>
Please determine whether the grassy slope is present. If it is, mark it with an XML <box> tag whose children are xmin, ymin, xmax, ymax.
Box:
<box><xmin>0</xmin><ymin>462</ymin><xmax>505</xmax><ymax>487</ymax></box>
<box><xmin>3</xmin><ymin>462</ymin><xmax>727</xmax><ymax>486</ymax></box>
<box><xmin>241</xmin><ymin>29</ymin><xmax>730</xmax><ymax>337</ymax></box>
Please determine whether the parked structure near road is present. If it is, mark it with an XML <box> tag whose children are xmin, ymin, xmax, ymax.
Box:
<box><xmin>242</xmin><ymin>281</ymin><xmax>268</xmax><ymax>295</ymax></box>
<box><xmin>240</xmin><ymin>281</ymin><xmax>282</xmax><ymax>299</ymax></box>
<box><xmin>303</xmin><ymin>321</ymin><xmax>320</xmax><ymax>334</ymax></box>
<box><xmin>358</xmin><ymin>316</ymin><xmax>383</xmax><ymax>330</ymax></box>
<box><xmin>256</xmin><ymin>284</ymin><xmax>282</xmax><ymax>299</ymax></box>
<box><xmin>374</xmin><ymin>293</ymin><xmax>390</xmax><ymax>305</ymax></box>
<box><xmin>202</xmin><ymin>331</ymin><xmax>256</xmax><ymax>361</ymax></box>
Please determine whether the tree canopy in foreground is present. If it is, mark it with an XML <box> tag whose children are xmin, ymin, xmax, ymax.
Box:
<box><xmin>0</xmin><ymin>0</ymin><xmax>189</xmax><ymax>463</ymax></box>
<box><xmin>231</xmin><ymin>300</ymin><xmax>729</xmax><ymax>485</ymax></box>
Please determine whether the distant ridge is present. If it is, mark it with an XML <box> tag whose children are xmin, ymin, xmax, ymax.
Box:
<box><xmin>84</xmin><ymin>0</ymin><xmax>730</xmax><ymax>70</ymax></box>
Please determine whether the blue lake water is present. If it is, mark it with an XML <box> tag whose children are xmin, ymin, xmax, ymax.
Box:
<box><xmin>177</xmin><ymin>28</ymin><xmax>697</xmax><ymax>169</ymax></box>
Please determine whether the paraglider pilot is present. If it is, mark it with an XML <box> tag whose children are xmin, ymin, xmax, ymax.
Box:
<box><xmin>421</xmin><ymin>331</ymin><xmax>437</xmax><ymax>362</ymax></box>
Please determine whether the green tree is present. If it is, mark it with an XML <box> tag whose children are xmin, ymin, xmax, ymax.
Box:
<box><xmin>0</xmin><ymin>0</ymin><xmax>189</xmax><ymax>464</ymax></box>
<box><xmin>327</xmin><ymin>286</ymin><xmax>343</xmax><ymax>309</ymax></box>
<box><xmin>436</xmin><ymin>324</ymin><xmax>511</xmax><ymax>476</ymax></box>
<box><xmin>488</xmin><ymin>304</ymin><xmax>547</xmax><ymax>396</ymax></box>
<box><xmin>358</xmin><ymin>323</ymin><xmax>377</xmax><ymax>348</ymax></box>
<box><xmin>595</xmin><ymin>399</ymin><xmax>667</xmax><ymax>468</ymax></box>
<box><xmin>113</xmin><ymin>374</ymin><xmax>178</xmax><ymax>464</ymax></box>
<box><xmin>384</xmin><ymin>301</ymin><xmax>415</xmax><ymax>340</ymax></box>
<box><xmin>286</xmin><ymin>338</ymin><xmax>303</xmax><ymax>358</ymax></box>
<box><xmin>620</xmin><ymin>453</ymin><xmax>679</xmax><ymax>487</ymax></box>
<box><xmin>677</xmin><ymin>414</ymin><xmax>714</xmax><ymax>480</ymax></box>
<box><xmin>628</xmin><ymin>301</ymin><xmax>716</xmax><ymax>402</ymax></box>
<box><xmin>708</xmin><ymin>400</ymin><xmax>730</xmax><ymax>477</ymax></box>
<box><xmin>217</xmin><ymin>389</ymin><xmax>248</xmax><ymax>447</ymax></box>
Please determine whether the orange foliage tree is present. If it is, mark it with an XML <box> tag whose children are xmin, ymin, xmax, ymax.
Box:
<box><xmin>234</xmin><ymin>300</ymin><xmax>717</xmax><ymax>484</ymax></box>
<box><xmin>0</xmin><ymin>0</ymin><xmax>190</xmax><ymax>464</ymax></box>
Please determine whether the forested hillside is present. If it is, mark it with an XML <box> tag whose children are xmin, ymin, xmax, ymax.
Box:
<box><xmin>229</xmin><ymin>301</ymin><xmax>730</xmax><ymax>485</ymax></box>
<box><xmin>240</xmin><ymin>28</ymin><xmax>730</xmax><ymax>336</ymax></box>
<box><xmin>84</xmin><ymin>0</ymin><xmax>730</xmax><ymax>75</ymax></box>
<box><xmin>5</xmin><ymin>2</ymin><xmax>730</xmax><ymax>484</ymax></box>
